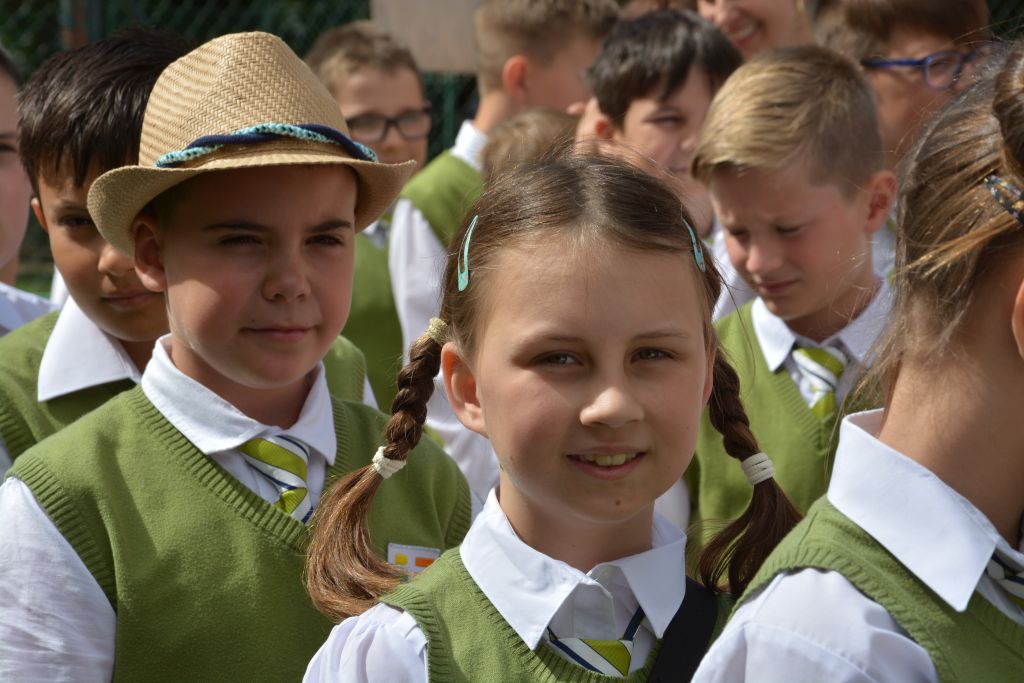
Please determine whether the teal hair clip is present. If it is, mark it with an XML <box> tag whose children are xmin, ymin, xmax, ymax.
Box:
<box><xmin>685</xmin><ymin>219</ymin><xmax>706</xmax><ymax>273</ymax></box>
<box><xmin>457</xmin><ymin>215</ymin><xmax>479</xmax><ymax>292</ymax></box>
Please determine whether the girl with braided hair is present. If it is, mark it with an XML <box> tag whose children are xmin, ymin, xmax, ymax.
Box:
<box><xmin>305</xmin><ymin>151</ymin><xmax>799</xmax><ymax>682</ymax></box>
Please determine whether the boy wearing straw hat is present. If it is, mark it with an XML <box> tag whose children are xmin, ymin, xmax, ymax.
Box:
<box><xmin>0</xmin><ymin>28</ymin><xmax>377</xmax><ymax>469</ymax></box>
<box><xmin>0</xmin><ymin>32</ymin><xmax>471</xmax><ymax>682</ymax></box>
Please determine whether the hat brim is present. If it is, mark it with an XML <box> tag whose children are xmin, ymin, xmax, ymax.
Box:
<box><xmin>88</xmin><ymin>144</ymin><xmax>416</xmax><ymax>256</ymax></box>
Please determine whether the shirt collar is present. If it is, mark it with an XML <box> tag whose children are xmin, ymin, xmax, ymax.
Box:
<box><xmin>37</xmin><ymin>296</ymin><xmax>143</xmax><ymax>401</ymax></box>
<box><xmin>0</xmin><ymin>283</ymin><xmax>57</xmax><ymax>336</ymax></box>
<box><xmin>461</xmin><ymin>490</ymin><xmax>687</xmax><ymax>649</ymax></box>
<box><xmin>449</xmin><ymin>120</ymin><xmax>488</xmax><ymax>173</ymax></box>
<box><xmin>829</xmin><ymin>410</ymin><xmax>1022</xmax><ymax>612</ymax></box>
<box><xmin>751</xmin><ymin>278</ymin><xmax>892</xmax><ymax>372</ymax></box>
<box><xmin>141</xmin><ymin>336</ymin><xmax>336</xmax><ymax>463</ymax></box>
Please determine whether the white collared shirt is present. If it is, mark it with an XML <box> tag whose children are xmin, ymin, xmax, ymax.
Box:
<box><xmin>305</xmin><ymin>490</ymin><xmax>687</xmax><ymax>682</ymax></box>
<box><xmin>693</xmin><ymin>410</ymin><xmax>1024</xmax><ymax>683</ymax></box>
<box><xmin>712</xmin><ymin>219</ymin><xmax>897</xmax><ymax>322</ymax></box>
<box><xmin>37</xmin><ymin>295</ymin><xmax>143</xmax><ymax>401</ymax></box>
<box><xmin>0</xmin><ymin>336</ymin><xmax>340</xmax><ymax>682</ymax></box>
<box><xmin>387</xmin><ymin>120</ymin><xmax>497</xmax><ymax>503</ymax></box>
<box><xmin>0</xmin><ymin>282</ymin><xmax>56</xmax><ymax>338</ymax></box>
<box><xmin>750</xmin><ymin>278</ymin><xmax>892</xmax><ymax>406</ymax></box>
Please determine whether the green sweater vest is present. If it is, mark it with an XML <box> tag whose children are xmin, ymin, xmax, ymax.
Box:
<box><xmin>400</xmin><ymin>150</ymin><xmax>483</xmax><ymax>247</ymax></box>
<box><xmin>688</xmin><ymin>303</ymin><xmax>877</xmax><ymax>533</ymax></box>
<box><xmin>345</xmin><ymin>230</ymin><xmax>404</xmax><ymax>410</ymax></box>
<box><xmin>0</xmin><ymin>310</ymin><xmax>369</xmax><ymax>462</ymax></box>
<box><xmin>742</xmin><ymin>499</ymin><xmax>1024</xmax><ymax>682</ymax></box>
<box><xmin>8</xmin><ymin>386</ymin><xmax>471</xmax><ymax>682</ymax></box>
<box><xmin>382</xmin><ymin>549</ymin><xmax>662</xmax><ymax>682</ymax></box>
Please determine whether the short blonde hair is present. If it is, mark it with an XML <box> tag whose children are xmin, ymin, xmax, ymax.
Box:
<box><xmin>305</xmin><ymin>21</ymin><xmax>421</xmax><ymax>99</ymax></box>
<box><xmin>481</xmin><ymin>107</ymin><xmax>576</xmax><ymax>182</ymax></box>
<box><xmin>692</xmin><ymin>44</ymin><xmax>883</xmax><ymax>194</ymax></box>
<box><xmin>474</xmin><ymin>0</ymin><xmax>618</xmax><ymax>93</ymax></box>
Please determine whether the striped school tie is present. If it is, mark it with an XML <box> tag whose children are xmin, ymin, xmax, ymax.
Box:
<box><xmin>791</xmin><ymin>345</ymin><xmax>849</xmax><ymax>421</ymax></box>
<box><xmin>547</xmin><ymin>607</ymin><xmax>645</xmax><ymax>677</ymax></box>
<box><xmin>987</xmin><ymin>550</ymin><xmax>1024</xmax><ymax>610</ymax></box>
<box><xmin>238</xmin><ymin>435</ymin><xmax>312</xmax><ymax>523</ymax></box>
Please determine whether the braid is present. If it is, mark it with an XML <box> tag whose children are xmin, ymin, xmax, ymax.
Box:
<box><xmin>697</xmin><ymin>354</ymin><xmax>802</xmax><ymax>598</ymax></box>
<box><xmin>306</xmin><ymin>334</ymin><xmax>443</xmax><ymax>621</ymax></box>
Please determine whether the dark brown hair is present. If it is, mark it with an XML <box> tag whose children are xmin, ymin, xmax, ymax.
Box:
<box><xmin>306</xmin><ymin>151</ymin><xmax>799</xmax><ymax>619</ymax></box>
<box><xmin>18</xmin><ymin>26</ymin><xmax>192</xmax><ymax>196</ymax></box>
<box><xmin>621</xmin><ymin>0</ymin><xmax>697</xmax><ymax>18</ymax></box>
<box><xmin>305</xmin><ymin>21</ymin><xmax>421</xmax><ymax>100</ymax></box>
<box><xmin>474</xmin><ymin>0</ymin><xmax>619</xmax><ymax>93</ymax></box>
<box><xmin>870</xmin><ymin>43</ymin><xmax>1024</xmax><ymax>389</ymax></box>
<box><xmin>587</xmin><ymin>9</ymin><xmax>741</xmax><ymax>124</ymax></box>
<box><xmin>807</xmin><ymin>0</ymin><xmax>990</xmax><ymax>61</ymax></box>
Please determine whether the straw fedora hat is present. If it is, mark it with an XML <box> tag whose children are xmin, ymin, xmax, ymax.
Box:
<box><xmin>88</xmin><ymin>31</ymin><xmax>416</xmax><ymax>255</ymax></box>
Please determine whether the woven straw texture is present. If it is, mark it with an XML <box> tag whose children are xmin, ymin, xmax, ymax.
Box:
<box><xmin>87</xmin><ymin>31</ymin><xmax>415</xmax><ymax>254</ymax></box>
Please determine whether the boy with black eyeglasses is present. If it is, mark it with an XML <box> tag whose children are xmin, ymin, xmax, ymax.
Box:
<box><xmin>306</xmin><ymin>21</ymin><xmax>431</xmax><ymax>409</ymax></box>
<box><xmin>808</xmin><ymin>0</ymin><xmax>991</xmax><ymax>169</ymax></box>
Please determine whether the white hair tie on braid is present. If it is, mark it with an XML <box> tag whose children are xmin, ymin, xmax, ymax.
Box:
<box><xmin>425</xmin><ymin>317</ymin><xmax>451</xmax><ymax>345</ymax></box>
<box><xmin>372</xmin><ymin>447</ymin><xmax>406</xmax><ymax>479</ymax></box>
<box><xmin>741</xmin><ymin>452</ymin><xmax>774</xmax><ymax>486</ymax></box>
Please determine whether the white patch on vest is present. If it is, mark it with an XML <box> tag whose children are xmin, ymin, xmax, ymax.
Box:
<box><xmin>388</xmin><ymin>543</ymin><xmax>441</xmax><ymax>576</ymax></box>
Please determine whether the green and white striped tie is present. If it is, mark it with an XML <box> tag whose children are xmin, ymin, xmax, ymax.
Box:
<box><xmin>791</xmin><ymin>345</ymin><xmax>849</xmax><ymax>421</ymax></box>
<box><xmin>238</xmin><ymin>435</ymin><xmax>312</xmax><ymax>523</ymax></box>
<box><xmin>546</xmin><ymin>607</ymin><xmax>644</xmax><ymax>677</ymax></box>
<box><xmin>987</xmin><ymin>550</ymin><xmax>1024</xmax><ymax>611</ymax></box>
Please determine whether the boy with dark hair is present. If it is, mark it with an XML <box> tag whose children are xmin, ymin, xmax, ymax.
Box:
<box><xmin>390</xmin><ymin>0</ymin><xmax>619</xmax><ymax>501</ymax></box>
<box><xmin>0</xmin><ymin>31</ymin><xmax>470</xmax><ymax>681</ymax></box>
<box><xmin>583</xmin><ymin>9</ymin><xmax>741</xmax><ymax>238</ymax></box>
<box><xmin>0</xmin><ymin>27</ymin><xmax>375</xmax><ymax>468</ymax></box>
<box><xmin>807</xmin><ymin>0</ymin><xmax>991</xmax><ymax>167</ymax></box>
<box><xmin>307</xmin><ymin>21</ymin><xmax>431</xmax><ymax>410</ymax></box>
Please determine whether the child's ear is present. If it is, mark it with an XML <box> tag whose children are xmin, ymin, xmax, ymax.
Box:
<box><xmin>441</xmin><ymin>341</ymin><xmax>487</xmax><ymax>437</ymax></box>
<box><xmin>501</xmin><ymin>54</ymin><xmax>530</xmax><ymax>104</ymax></box>
<box><xmin>862</xmin><ymin>169</ymin><xmax>898</xmax><ymax>235</ymax></box>
<box><xmin>31</xmin><ymin>198</ymin><xmax>48</xmax><ymax>233</ymax></box>
<box><xmin>574</xmin><ymin>96</ymin><xmax>614</xmax><ymax>145</ymax></box>
<box><xmin>132</xmin><ymin>213</ymin><xmax>168</xmax><ymax>293</ymax></box>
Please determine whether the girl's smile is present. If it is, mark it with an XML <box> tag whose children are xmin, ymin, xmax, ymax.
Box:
<box><xmin>445</xmin><ymin>236</ymin><xmax>713</xmax><ymax>567</ymax></box>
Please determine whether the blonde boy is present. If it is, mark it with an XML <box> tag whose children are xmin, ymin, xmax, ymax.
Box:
<box><xmin>688</xmin><ymin>45</ymin><xmax>897</xmax><ymax>532</ymax></box>
<box><xmin>390</xmin><ymin>0</ymin><xmax>619</xmax><ymax>500</ymax></box>
<box><xmin>0</xmin><ymin>33</ymin><xmax>470</xmax><ymax>681</ymax></box>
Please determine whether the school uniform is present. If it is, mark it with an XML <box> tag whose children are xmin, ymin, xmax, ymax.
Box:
<box><xmin>305</xmin><ymin>490</ymin><xmax>687</xmax><ymax>682</ymax></box>
<box><xmin>0</xmin><ymin>337</ymin><xmax>471</xmax><ymax>682</ymax></box>
<box><xmin>0</xmin><ymin>295</ymin><xmax>377</xmax><ymax>466</ymax></box>
<box><xmin>388</xmin><ymin>120</ymin><xmax>497</xmax><ymax>502</ymax></box>
<box><xmin>690</xmin><ymin>280</ymin><xmax>891</xmax><ymax>528</ymax></box>
<box><xmin>0</xmin><ymin>282</ymin><xmax>55</xmax><ymax>338</ymax></box>
<box><xmin>692</xmin><ymin>410</ymin><xmax>1024</xmax><ymax>682</ymax></box>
